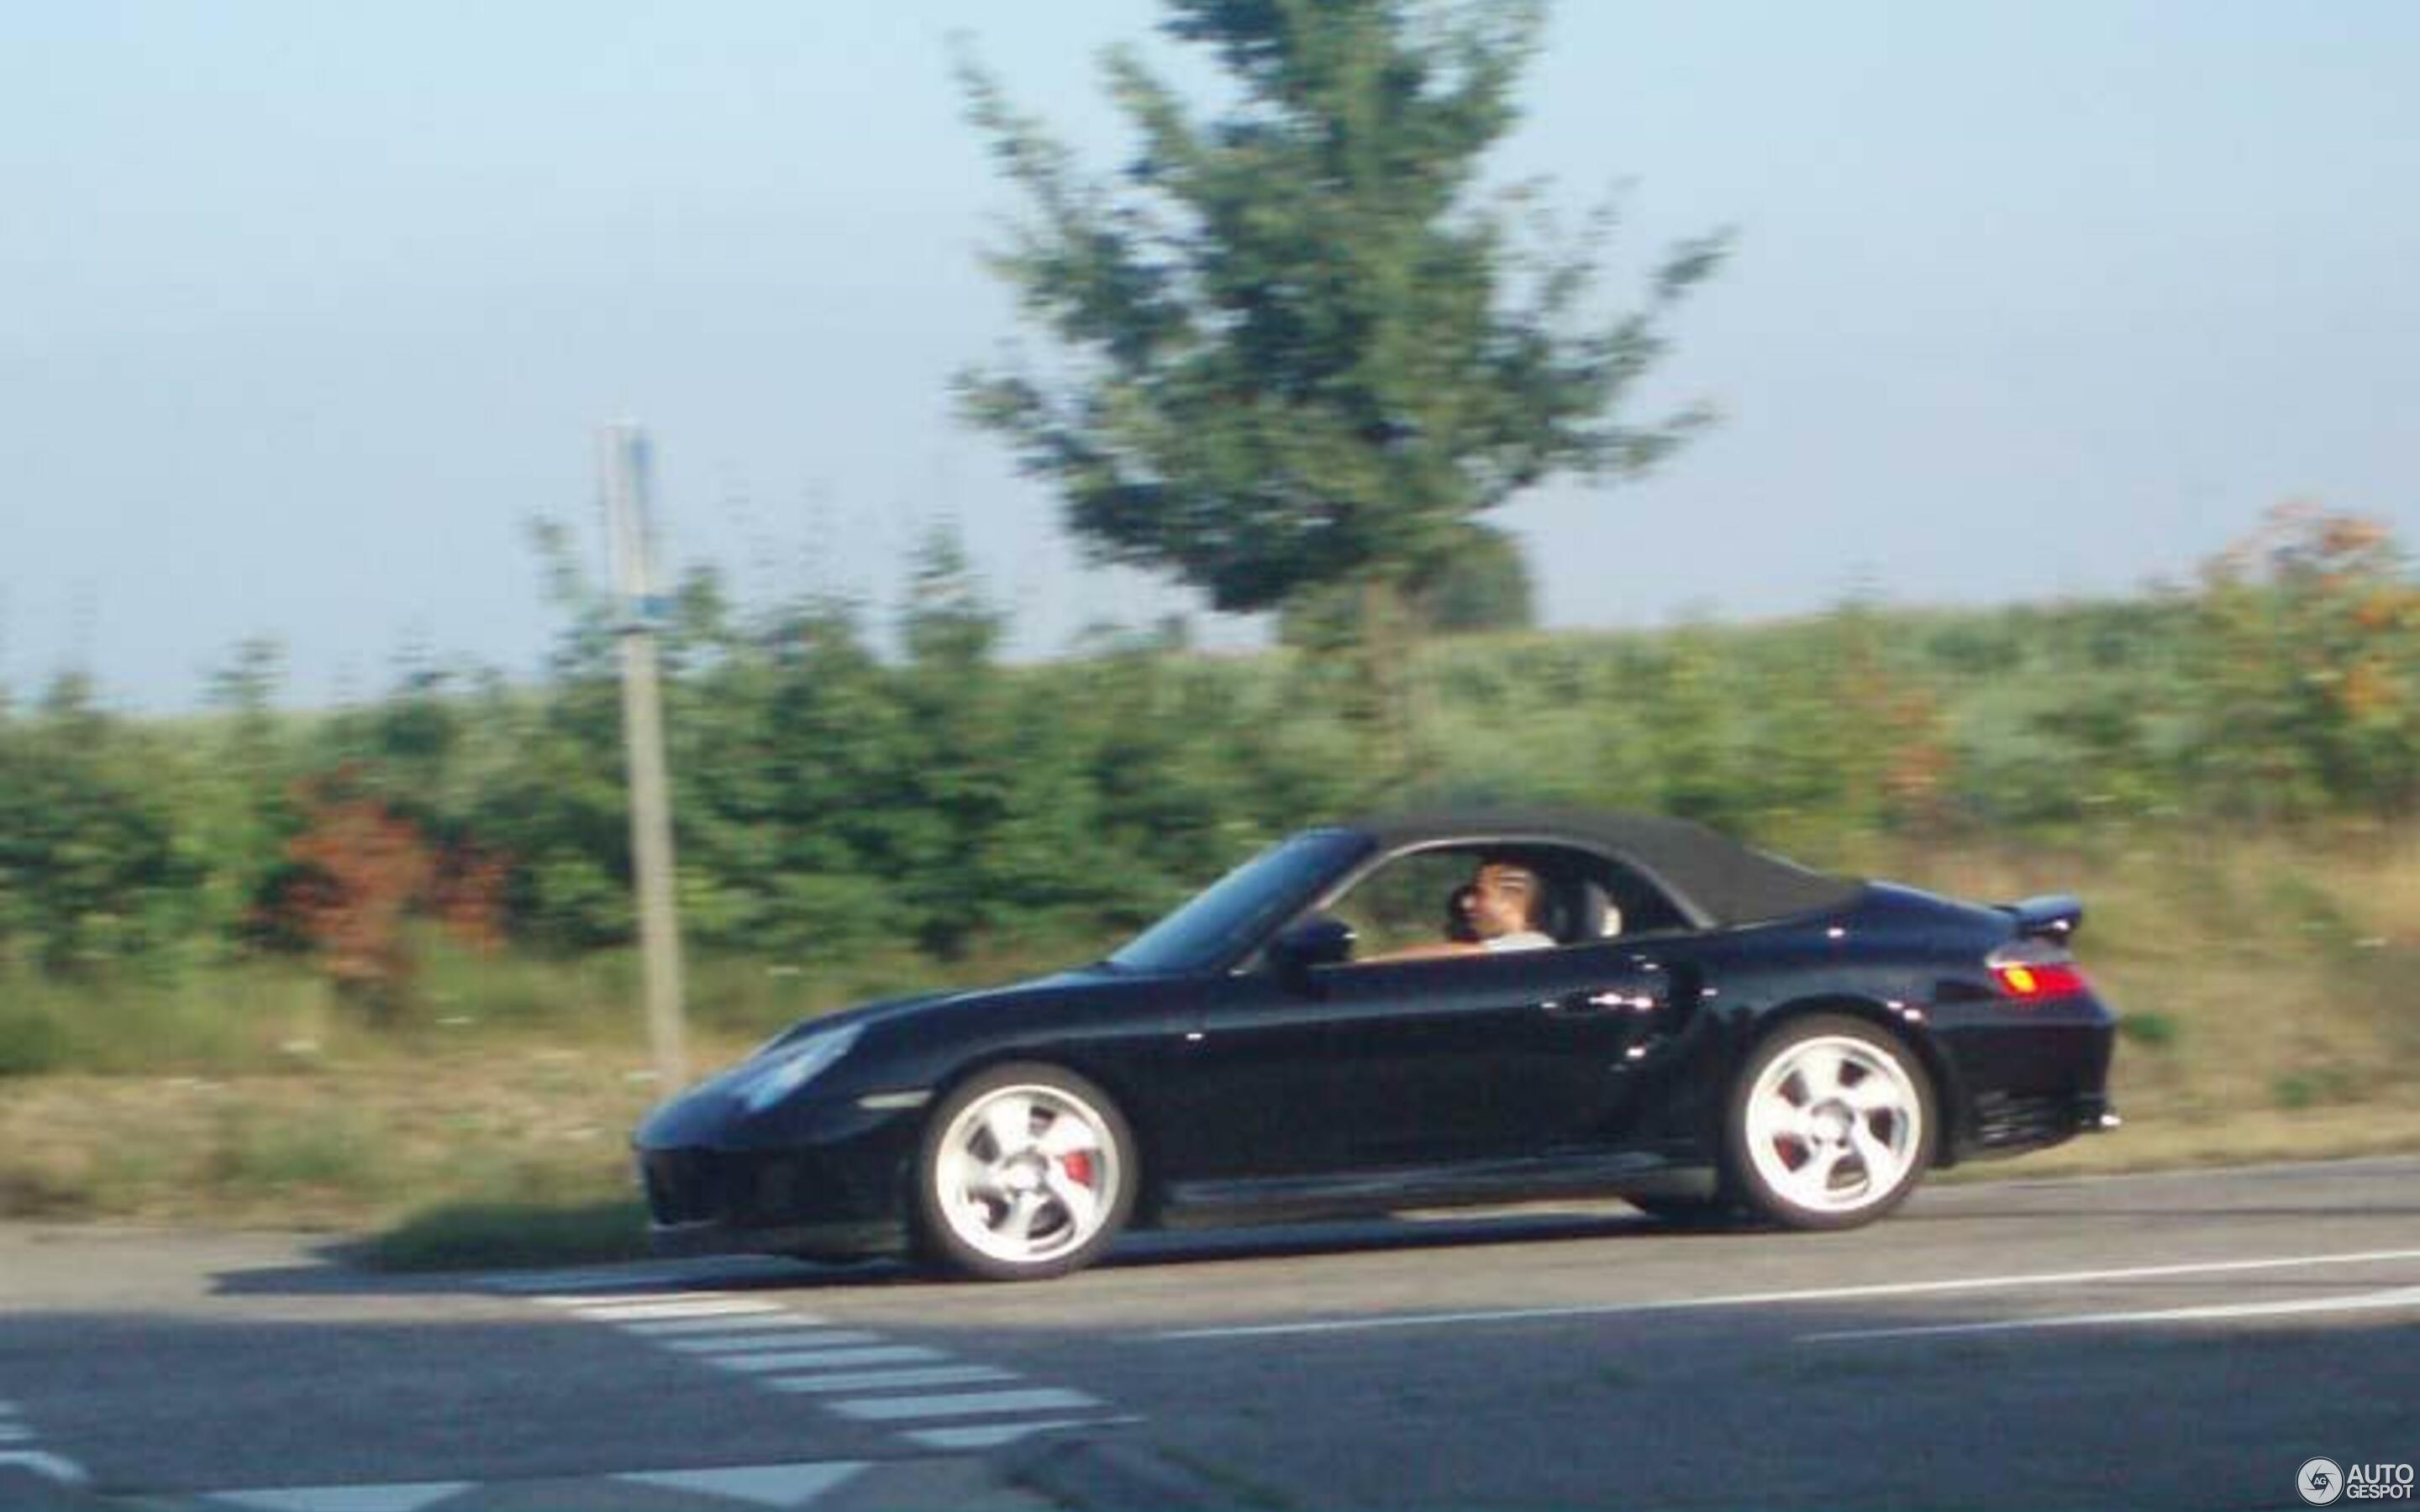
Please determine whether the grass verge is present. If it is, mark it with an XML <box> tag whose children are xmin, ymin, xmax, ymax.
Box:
<box><xmin>3</xmin><ymin>831</ymin><xmax>2417</xmax><ymax>1270</ymax></box>
<box><xmin>366</xmin><ymin>1196</ymin><xmax>655</xmax><ymax>1272</ymax></box>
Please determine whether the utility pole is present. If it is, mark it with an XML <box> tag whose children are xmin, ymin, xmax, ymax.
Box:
<box><xmin>601</xmin><ymin>422</ymin><xmax>688</xmax><ymax>1091</ymax></box>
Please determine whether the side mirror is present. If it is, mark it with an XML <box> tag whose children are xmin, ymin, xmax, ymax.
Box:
<box><xmin>1266</xmin><ymin>916</ymin><xmax>1355</xmax><ymax>988</ymax></box>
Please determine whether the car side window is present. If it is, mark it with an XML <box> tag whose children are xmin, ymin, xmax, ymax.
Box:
<box><xmin>1326</xmin><ymin>849</ymin><xmax>1483</xmax><ymax>958</ymax></box>
<box><xmin>1577</xmin><ymin>854</ymin><xmax>1696</xmax><ymax>938</ymax></box>
<box><xmin>1313</xmin><ymin>842</ymin><xmax>1698</xmax><ymax>962</ymax></box>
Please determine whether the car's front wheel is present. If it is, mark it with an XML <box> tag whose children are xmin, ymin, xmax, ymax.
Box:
<box><xmin>1724</xmin><ymin>1016</ymin><xmax>1934</xmax><ymax>1230</ymax></box>
<box><xmin>914</xmin><ymin>1063</ymin><xmax>1136</xmax><ymax>1281</ymax></box>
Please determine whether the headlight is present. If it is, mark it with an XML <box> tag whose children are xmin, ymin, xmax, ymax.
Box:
<box><xmin>735</xmin><ymin>1024</ymin><xmax>861</xmax><ymax>1114</ymax></box>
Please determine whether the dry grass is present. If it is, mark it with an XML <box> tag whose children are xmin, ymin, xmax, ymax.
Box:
<box><xmin>1877</xmin><ymin>827</ymin><xmax>2420</xmax><ymax>1125</ymax></box>
<box><xmin>0</xmin><ymin>1026</ymin><xmax>760</xmax><ymax>1231</ymax></box>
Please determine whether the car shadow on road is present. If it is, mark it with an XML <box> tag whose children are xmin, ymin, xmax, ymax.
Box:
<box><xmin>1102</xmin><ymin>1205</ymin><xmax>1741</xmax><ymax>1270</ymax></box>
<box><xmin>210</xmin><ymin>1203</ymin><xmax>1760</xmax><ymax>1298</ymax></box>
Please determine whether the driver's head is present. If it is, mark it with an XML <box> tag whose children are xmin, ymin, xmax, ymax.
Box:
<box><xmin>1465</xmin><ymin>860</ymin><xmax>1545</xmax><ymax>939</ymax></box>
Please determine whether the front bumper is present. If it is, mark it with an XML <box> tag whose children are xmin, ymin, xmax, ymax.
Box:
<box><xmin>636</xmin><ymin>1145</ymin><xmax>911</xmax><ymax>1259</ymax></box>
<box><xmin>633</xmin><ymin>1084</ymin><xmax>929</xmax><ymax>1260</ymax></box>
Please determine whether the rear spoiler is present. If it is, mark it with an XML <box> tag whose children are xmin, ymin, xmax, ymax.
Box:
<box><xmin>2000</xmin><ymin>894</ymin><xmax>2084</xmax><ymax>942</ymax></box>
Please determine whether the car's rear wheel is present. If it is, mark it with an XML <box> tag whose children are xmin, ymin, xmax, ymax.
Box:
<box><xmin>1724</xmin><ymin>1016</ymin><xmax>1933</xmax><ymax>1231</ymax></box>
<box><xmin>914</xmin><ymin>1063</ymin><xmax>1135</xmax><ymax>1281</ymax></box>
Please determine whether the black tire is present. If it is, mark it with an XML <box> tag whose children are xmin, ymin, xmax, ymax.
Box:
<box><xmin>1722</xmin><ymin>1015</ymin><xmax>1935</xmax><ymax>1231</ymax></box>
<box><xmin>913</xmin><ymin>1062</ymin><xmax>1138</xmax><ymax>1281</ymax></box>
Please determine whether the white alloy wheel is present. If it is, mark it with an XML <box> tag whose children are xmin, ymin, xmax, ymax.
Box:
<box><xmin>1728</xmin><ymin>1018</ymin><xmax>1933</xmax><ymax>1229</ymax></box>
<box><xmin>918</xmin><ymin>1064</ymin><xmax>1134</xmax><ymax>1280</ymax></box>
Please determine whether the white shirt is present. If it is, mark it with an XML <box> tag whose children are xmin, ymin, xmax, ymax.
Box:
<box><xmin>1483</xmin><ymin>929</ymin><xmax>1555</xmax><ymax>953</ymax></box>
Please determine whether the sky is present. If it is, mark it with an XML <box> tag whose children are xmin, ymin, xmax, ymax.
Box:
<box><xmin>4</xmin><ymin>1</ymin><xmax>2416</xmax><ymax>711</ymax></box>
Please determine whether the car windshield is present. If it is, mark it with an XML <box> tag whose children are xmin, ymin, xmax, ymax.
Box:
<box><xmin>1108</xmin><ymin>829</ymin><xmax>1368</xmax><ymax>974</ymax></box>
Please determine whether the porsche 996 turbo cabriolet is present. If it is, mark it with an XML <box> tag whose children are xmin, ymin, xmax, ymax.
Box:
<box><xmin>635</xmin><ymin>811</ymin><xmax>2120</xmax><ymax>1279</ymax></box>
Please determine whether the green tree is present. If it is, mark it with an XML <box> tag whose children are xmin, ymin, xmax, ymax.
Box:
<box><xmin>192</xmin><ymin>636</ymin><xmax>297</xmax><ymax>952</ymax></box>
<box><xmin>886</xmin><ymin>524</ymin><xmax>1113</xmax><ymax>956</ymax></box>
<box><xmin>0</xmin><ymin>672</ymin><xmax>202</xmax><ymax>973</ymax></box>
<box><xmin>1418</xmin><ymin>522</ymin><xmax>1537</xmax><ymax>634</ymax></box>
<box><xmin>958</xmin><ymin>0</ymin><xmax>1723</xmax><ymax>774</ymax></box>
<box><xmin>1279</xmin><ymin>520</ymin><xmax>1535</xmax><ymax>648</ymax></box>
<box><xmin>2191</xmin><ymin>506</ymin><xmax>2420</xmax><ymax>821</ymax></box>
<box><xmin>482</xmin><ymin>519</ymin><xmax>640</xmax><ymax>949</ymax></box>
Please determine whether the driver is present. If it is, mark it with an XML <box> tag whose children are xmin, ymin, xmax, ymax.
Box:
<box><xmin>1374</xmin><ymin>860</ymin><xmax>1556</xmax><ymax>960</ymax></box>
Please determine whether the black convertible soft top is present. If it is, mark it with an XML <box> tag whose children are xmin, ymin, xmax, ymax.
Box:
<box><xmin>1345</xmin><ymin>809</ymin><xmax>1865</xmax><ymax>928</ymax></box>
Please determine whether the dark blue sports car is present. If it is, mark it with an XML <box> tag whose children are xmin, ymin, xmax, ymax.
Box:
<box><xmin>635</xmin><ymin>811</ymin><xmax>2119</xmax><ymax>1279</ymax></box>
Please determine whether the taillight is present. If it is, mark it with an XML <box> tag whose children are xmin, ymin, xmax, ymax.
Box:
<box><xmin>1992</xmin><ymin>961</ymin><xmax>2088</xmax><ymax>1000</ymax></box>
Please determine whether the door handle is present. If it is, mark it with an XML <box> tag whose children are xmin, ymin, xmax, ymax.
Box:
<box><xmin>1543</xmin><ymin>988</ymin><xmax>1662</xmax><ymax>1014</ymax></box>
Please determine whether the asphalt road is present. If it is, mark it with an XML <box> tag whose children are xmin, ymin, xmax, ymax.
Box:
<box><xmin>3</xmin><ymin>1156</ymin><xmax>2416</xmax><ymax>1509</ymax></box>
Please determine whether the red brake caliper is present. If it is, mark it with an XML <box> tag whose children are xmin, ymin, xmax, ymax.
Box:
<box><xmin>1060</xmin><ymin>1150</ymin><xmax>1095</xmax><ymax>1188</ymax></box>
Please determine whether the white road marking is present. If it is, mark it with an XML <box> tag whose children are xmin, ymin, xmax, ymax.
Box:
<box><xmin>507</xmin><ymin>1270</ymin><xmax>1142</xmax><ymax>1449</ymax></box>
<box><xmin>0</xmin><ymin>1451</ymin><xmax>89</xmax><ymax>1488</ymax></box>
<box><xmin>532</xmin><ymin>1290</ymin><xmax>716</xmax><ymax>1308</ymax></box>
<box><xmin>618</xmin><ymin>1460</ymin><xmax>867</xmax><ymax>1507</ymax></box>
<box><xmin>623</xmin><ymin>1313</ymin><xmax>829</xmax><ymax>1336</ymax></box>
<box><xmin>832</xmin><ymin>1387</ymin><xmax>1102</xmax><ymax>1422</ymax></box>
<box><xmin>905</xmin><ymin>1417</ymin><xmax>1138</xmax><ymax>1451</ymax></box>
<box><xmin>1150</xmin><ymin>1247</ymin><xmax>2420</xmax><ymax>1341</ymax></box>
<box><xmin>203</xmin><ymin>1480</ymin><xmax>470</xmax><ymax>1512</ymax></box>
<box><xmin>710</xmin><ymin>1346</ymin><xmax>947</xmax><ymax>1373</ymax></box>
<box><xmin>1803</xmin><ymin>1284</ymin><xmax>2420</xmax><ymax>1342</ymax></box>
<box><xmin>768</xmin><ymin>1364</ymin><xmax>1019</xmax><ymax>1394</ymax></box>
<box><xmin>573</xmin><ymin>1298</ymin><xmax>787</xmax><ymax>1322</ymax></box>
<box><xmin>0</xmin><ymin>1404</ymin><xmax>87</xmax><ymax>1492</ymax></box>
<box><xmin>487</xmin><ymin>1268</ymin><xmax>692</xmax><ymax>1294</ymax></box>
<box><xmin>486</xmin><ymin>1257</ymin><xmax>803</xmax><ymax>1294</ymax></box>
<box><xmin>666</xmin><ymin>1330</ymin><xmax>885</xmax><ymax>1354</ymax></box>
